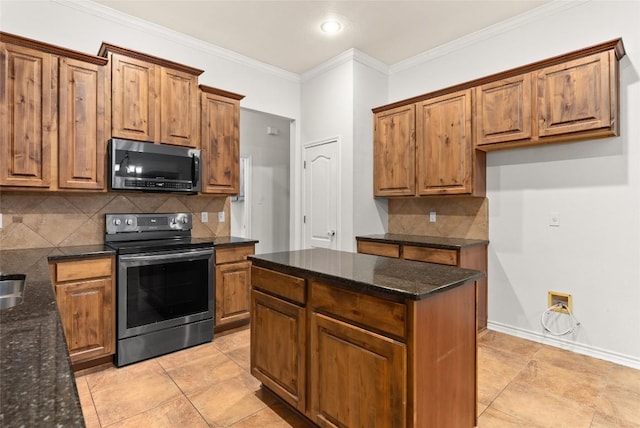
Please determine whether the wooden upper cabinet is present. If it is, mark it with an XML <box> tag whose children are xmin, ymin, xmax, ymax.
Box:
<box><xmin>160</xmin><ymin>68</ymin><xmax>199</xmax><ymax>147</ymax></box>
<box><xmin>537</xmin><ymin>50</ymin><xmax>615</xmax><ymax>138</ymax></box>
<box><xmin>58</xmin><ymin>57</ymin><xmax>108</xmax><ymax>190</ymax></box>
<box><xmin>0</xmin><ymin>41</ymin><xmax>55</xmax><ymax>188</ymax></box>
<box><xmin>1</xmin><ymin>32</ymin><xmax>108</xmax><ymax>191</ymax></box>
<box><xmin>110</xmin><ymin>53</ymin><xmax>158</xmax><ymax>143</ymax></box>
<box><xmin>200</xmin><ymin>85</ymin><xmax>244</xmax><ymax>194</ymax></box>
<box><xmin>373</xmin><ymin>104</ymin><xmax>415</xmax><ymax>197</ymax></box>
<box><xmin>99</xmin><ymin>43</ymin><xmax>203</xmax><ymax>148</ymax></box>
<box><xmin>416</xmin><ymin>89</ymin><xmax>473</xmax><ymax>195</ymax></box>
<box><xmin>476</xmin><ymin>73</ymin><xmax>533</xmax><ymax>147</ymax></box>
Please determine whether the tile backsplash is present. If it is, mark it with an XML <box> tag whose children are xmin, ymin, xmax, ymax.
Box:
<box><xmin>388</xmin><ymin>197</ymin><xmax>488</xmax><ymax>240</ymax></box>
<box><xmin>0</xmin><ymin>191</ymin><xmax>230</xmax><ymax>250</ymax></box>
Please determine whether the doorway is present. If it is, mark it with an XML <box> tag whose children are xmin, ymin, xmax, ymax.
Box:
<box><xmin>303</xmin><ymin>139</ymin><xmax>339</xmax><ymax>249</ymax></box>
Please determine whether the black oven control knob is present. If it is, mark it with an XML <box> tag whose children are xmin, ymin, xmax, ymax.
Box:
<box><xmin>125</xmin><ymin>218</ymin><xmax>133</xmax><ymax>226</ymax></box>
<box><xmin>182</xmin><ymin>217</ymin><xmax>189</xmax><ymax>224</ymax></box>
<box><xmin>113</xmin><ymin>218</ymin><xmax>121</xmax><ymax>226</ymax></box>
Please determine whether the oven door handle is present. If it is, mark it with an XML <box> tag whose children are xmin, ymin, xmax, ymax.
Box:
<box><xmin>119</xmin><ymin>248</ymin><xmax>213</xmax><ymax>264</ymax></box>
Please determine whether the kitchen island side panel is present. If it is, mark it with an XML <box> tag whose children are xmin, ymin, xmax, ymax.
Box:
<box><xmin>408</xmin><ymin>280</ymin><xmax>477</xmax><ymax>427</ymax></box>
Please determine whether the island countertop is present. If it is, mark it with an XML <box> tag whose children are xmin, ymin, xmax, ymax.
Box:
<box><xmin>249</xmin><ymin>247</ymin><xmax>484</xmax><ymax>300</ymax></box>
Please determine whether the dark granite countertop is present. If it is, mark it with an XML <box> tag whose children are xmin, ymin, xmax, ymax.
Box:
<box><xmin>0</xmin><ymin>247</ymin><xmax>86</xmax><ymax>427</ymax></box>
<box><xmin>356</xmin><ymin>233</ymin><xmax>489</xmax><ymax>249</ymax></box>
<box><xmin>250</xmin><ymin>248</ymin><xmax>484</xmax><ymax>301</ymax></box>
<box><xmin>194</xmin><ymin>236</ymin><xmax>259</xmax><ymax>248</ymax></box>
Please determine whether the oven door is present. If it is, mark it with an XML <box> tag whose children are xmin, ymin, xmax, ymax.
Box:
<box><xmin>117</xmin><ymin>247</ymin><xmax>213</xmax><ymax>340</ymax></box>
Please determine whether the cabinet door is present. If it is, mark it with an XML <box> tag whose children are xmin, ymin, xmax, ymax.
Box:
<box><xmin>200</xmin><ymin>91</ymin><xmax>239</xmax><ymax>194</ymax></box>
<box><xmin>160</xmin><ymin>67</ymin><xmax>199</xmax><ymax>147</ymax></box>
<box><xmin>0</xmin><ymin>42</ymin><xmax>55</xmax><ymax>188</ymax></box>
<box><xmin>215</xmin><ymin>260</ymin><xmax>251</xmax><ymax>327</ymax></box>
<box><xmin>537</xmin><ymin>51</ymin><xmax>613</xmax><ymax>137</ymax></box>
<box><xmin>373</xmin><ymin>104</ymin><xmax>415</xmax><ymax>196</ymax></box>
<box><xmin>310</xmin><ymin>313</ymin><xmax>406</xmax><ymax>428</ymax></box>
<box><xmin>416</xmin><ymin>89</ymin><xmax>473</xmax><ymax>195</ymax></box>
<box><xmin>111</xmin><ymin>53</ymin><xmax>158</xmax><ymax>142</ymax></box>
<box><xmin>476</xmin><ymin>73</ymin><xmax>533</xmax><ymax>146</ymax></box>
<box><xmin>251</xmin><ymin>289</ymin><xmax>306</xmax><ymax>412</ymax></box>
<box><xmin>55</xmin><ymin>277</ymin><xmax>115</xmax><ymax>364</ymax></box>
<box><xmin>58</xmin><ymin>57</ymin><xmax>107</xmax><ymax>190</ymax></box>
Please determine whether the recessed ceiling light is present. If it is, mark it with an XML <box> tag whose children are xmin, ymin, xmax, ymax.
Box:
<box><xmin>320</xmin><ymin>20</ymin><xmax>342</xmax><ymax>34</ymax></box>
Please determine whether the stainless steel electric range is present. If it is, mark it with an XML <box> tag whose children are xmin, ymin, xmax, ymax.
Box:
<box><xmin>105</xmin><ymin>213</ymin><xmax>214</xmax><ymax>367</ymax></box>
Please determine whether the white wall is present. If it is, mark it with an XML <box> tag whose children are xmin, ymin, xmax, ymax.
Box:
<box><xmin>300</xmin><ymin>58</ymin><xmax>355</xmax><ymax>251</ymax></box>
<box><xmin>353</xmin><ymin>60</ymin><xmax>389</xmax><ymax>242</ymax></box>
<box><xmin>300</xmin><ymin>52</ymin><xmax>389</xmax><ymax>251</ymax></box>
<box><xmin>389</xmin><ymin>0</ymin><xmax>640</xmax><ymax>366</ymax></box>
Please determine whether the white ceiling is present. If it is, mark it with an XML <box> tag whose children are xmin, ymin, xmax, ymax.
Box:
<box><xmin>93</xmin><ymin>0</ymin><xmax>551</xmax><ymax>74</ymax></box>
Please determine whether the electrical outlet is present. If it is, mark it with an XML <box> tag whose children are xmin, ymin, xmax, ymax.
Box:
<box><xmin>548</xmin><ymin>291</ymin><xmax>572</xmax><ymax>314</ymax></box>
<box><xmin>201</xmin><ymin>212</ymin><xmax>208</xmax><ymax>223</ymax></box>
<box><xmin>429</xmin><ymin>211</ymin><xmax>436</xmax><ymax>223</ymax></box>
<box><xmin>0</xmin><ymin>213</ymin><xmax>3</xmax><ymax>229</ymax></box>
<box><xmin>218</xmin><ymin>211</ymin><xmax>225</xmax><ymax>222</ymax></box>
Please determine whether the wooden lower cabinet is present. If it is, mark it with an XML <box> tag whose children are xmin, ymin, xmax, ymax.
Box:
<box><xmin>49</xmin><ymin>256</ymin><xmax>115</xmax><ymax>366</ymax></box>
<box><xmin>214</xmin><ymin>244</ymin><xmax>255</xmax><ymax>331</ymax></box>
<box><xmin>310</xmin><ymin>313</ymin><xmax>406</xmax><ymax>428</ymax></box>
<box><xmin>251</xmin><ymin>289</ymin><xmax>306</xmax><ymax>412</ymax></box>
<box><xmin>251</xmin><ymin>265</ymin><xmax>477</xmax><ymax>427</ymax></box>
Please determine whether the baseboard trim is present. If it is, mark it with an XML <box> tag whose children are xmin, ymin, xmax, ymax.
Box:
<box><xmin>487</xmin><ymin>321</ymin><xmax>640</xmax><ymax>370</ymax></box>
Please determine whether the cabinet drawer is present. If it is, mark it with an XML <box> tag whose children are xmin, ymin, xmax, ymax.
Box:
<box><xmin>252</xmin><ymin>266</ymin><xmax>305</xmax><ymax>304</ymax></box>
<box><xmin>356</xmin><ymin>241</ymin><xmax>400</xmax><ymax>258</ymax></box>
<box><xmin>310</xmin><ymin>281</ymin><xmax>407</xmax><ymax>340</ymax></box>
<box><xmin>403</xmin><ymin>246</ymin><xmax>458</xmax><ymax>266</ymax></box>
<box><xmin>55</xmin><ymin>257</ymin><xmax>113</xmax><ymax>282</ymax></box>
<box><xmin>216</xmin><ymin>245</ymin><xmax>254</xmax><ymax>264</ymax></box>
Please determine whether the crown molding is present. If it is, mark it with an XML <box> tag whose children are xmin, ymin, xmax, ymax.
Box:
<box><xmin>301</xmin><ymin>48</ymin><xmax>389</xmax><ymax>82</ymax></box>
<box><xmin>55</xmin><ymin>0</ymin><xmax>300</xmax><ymax>83</ymax></box>
<box><xmin>390</xmin><ymin>0</ymin><xmax>591</xmax><ymax>74</ymax></box>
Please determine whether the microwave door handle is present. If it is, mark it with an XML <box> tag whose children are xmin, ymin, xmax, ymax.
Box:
<box><xmin>192</xmin><ymin>154</ymin><xmax>200</xmax><ymax>186</ymax></box>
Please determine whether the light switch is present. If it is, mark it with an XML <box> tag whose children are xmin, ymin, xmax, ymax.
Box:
<box><xmin>0</xmin><ymin>213</ymin><xmax>3</xmax><ymax>229</ymax></box>
<box><xmin>549</xmin><ymin>212</ymin><xmax>560</xmax><ymax>227</ymax></box>
<box><xmin>201</xmin><ymin>212</ymin><xmax>208</xmax><ymax>223</ymax></box>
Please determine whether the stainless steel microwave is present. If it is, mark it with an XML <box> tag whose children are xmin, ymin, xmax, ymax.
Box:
<box><xmin>109</xmin><ymin>138</ymin><xmax>201</xmax><ymax>193</ymax></box>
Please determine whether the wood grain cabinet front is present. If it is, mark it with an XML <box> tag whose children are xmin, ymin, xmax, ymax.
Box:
<box><xmin>49</xmin><ymin>256</ymin><xmax>115</xmax><ymax>367</ymax></box>
<box><xmin>373</xmin><ymin>104</ymin><xmax>416</xmax><ymax>197</ymax></box>
<box><xmin>214</xmin><ymin>244</ymin><xmax>255</xmax><ymax>331</ymax></box>
<box><xmin>100</xmin><ymin>43</ymin><xmax>203</xmax><ymax>148</ymax></box>
<box><xmin>251</xmin><ymin>288</ymin><xmax>306</xmax><ymax>413</ymax></box>
<box><xmin>200</xmin><ymin>86</ymin><xmax>244</xmax><ymax>194</ymax></box>
<box><xmin>0</xmin><ymin>41</ymin><xmax>55</xmax><ymax>188</ymax></box>
<box><xmin>1</xmin><ymin>33</ymin><xmax>108</xmax><ymax>191</ymax></box>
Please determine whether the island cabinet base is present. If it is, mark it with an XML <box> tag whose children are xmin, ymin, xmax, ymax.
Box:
<box><xmin>250</xmin><ymin>264</ymin><xmax>478</xmax><ymax>428</ymax></box>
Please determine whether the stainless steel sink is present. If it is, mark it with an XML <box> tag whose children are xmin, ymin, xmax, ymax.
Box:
<box><xmin>0</xmin><ymin>274</ymin><xmax>26</xmax><ymax>310</ymax></box>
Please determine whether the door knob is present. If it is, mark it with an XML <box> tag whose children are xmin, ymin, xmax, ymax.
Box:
<box><xmin>327</xmin><ymin>230</ymin><xmax>336</xmax><ymax>237</ymax></box>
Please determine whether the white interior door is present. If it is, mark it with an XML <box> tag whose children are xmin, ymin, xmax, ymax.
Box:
<box><xmin>304</xmin><ymin>140</ymin><xmax>338</xmax><ymax>249</ymax></box>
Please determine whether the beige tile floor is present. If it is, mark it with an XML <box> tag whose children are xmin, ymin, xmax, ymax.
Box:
<box><xmin>76</xmin><ymin>326</ymin><xmax>640</xmax><ymax>427</ymax></box>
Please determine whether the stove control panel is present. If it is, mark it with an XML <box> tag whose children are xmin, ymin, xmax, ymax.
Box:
<box><xmin>106</xmin><ymin>213</ymin><xmax>192</xmax><ymax>235</ymax></box>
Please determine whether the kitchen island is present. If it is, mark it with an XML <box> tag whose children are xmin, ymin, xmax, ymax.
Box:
<box><xmin>249</xmin><ymin>248</ymin><xmax>484</xmax><ymax>428</ymax></box>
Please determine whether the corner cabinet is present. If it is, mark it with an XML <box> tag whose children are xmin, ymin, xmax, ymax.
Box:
<box><xmin>214</xmin><ymin>243</ymin><xmax>255</xmax><ymax>331</ymax></box>
<box><xmin>200</xmin><ymin>86</ymin><xmax>244</xmax><ymax>194</ymax></box>
<box><xmin>0</xmin><ymin>32</ymin><xmax>108</xmax><ymax>190</ymax></box>
<box><xmin>49</xmin><ymin>256</ymin><xmax>115</xmax><ymax>367</ymax></box>
<box><xmin>99</xmin><ymin>43</ymin><xmax>203</xmax><ymax>148</ymax></box>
